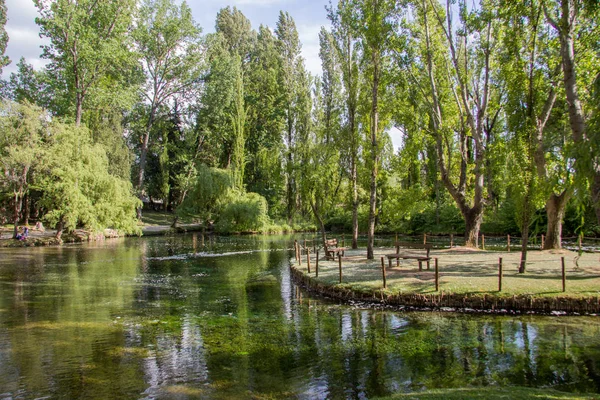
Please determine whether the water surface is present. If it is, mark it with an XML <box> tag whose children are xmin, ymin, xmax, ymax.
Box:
<box><xmin>1</xmin><ymin>234</ymin><xmax>599</xmax><ymax>399</ymax></box>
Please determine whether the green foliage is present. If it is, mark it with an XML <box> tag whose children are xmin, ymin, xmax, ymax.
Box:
<box><xmin>34</xmin><ymin>0</ymin><xmax>137</xmax><ymax>123</ymax></box>
<box><xmin>178</xmin><ymin>164</ymin><xmax>233</xmax><ymax>223</ymax></box>
<box><xmin>37</xmin><ymin>120</ymin><xmax>140</xmax><ymax>235</ymax></box>
<box><xmin>0</xmin><ymin>0</ymin><xmax>9</xmax><ymax>75</ymax></box>
<box><xmin>215</xmin><ymin>190</ymin><xmax>270</xmax><ymax>233</ymax></box>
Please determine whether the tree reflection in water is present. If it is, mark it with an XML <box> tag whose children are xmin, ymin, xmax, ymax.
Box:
<box><xmin>0</xmin><ymin>235</ymin><xmax>599</xmax><ymax>399</ymax></box>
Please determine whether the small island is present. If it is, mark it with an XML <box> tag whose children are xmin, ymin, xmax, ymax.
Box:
<box><xmin>291</xmin><ymin>240</ymin><xmax>600</xmax><ymax>314</ymax></box>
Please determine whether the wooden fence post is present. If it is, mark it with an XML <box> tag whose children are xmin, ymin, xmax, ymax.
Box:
<box><xmin>498</xmin><ymin>257</ymin><xmax>503</xmax><ymax>292</ymax></box>
<box><xmin>435</xmin><ymin>258</ymin><xmax>439</xmax><ymax>291</ymax></box>
<box><xmin>338</xmin><ymin>254</ymin><xmax>343</xmax><ymax>283</ymax></box>
<box><xmin>482</xmin><ymin>234</ymin><xmax>485</xmax><ymax>250</ymax></box>
<box><xmin>562</xmin><ymin>256</ymin><xmax>566</xmax><ymax>292</ymax></box>
<box><xmin>297</xmin><ymin>241</ymin><xmax>302</xmax><ymax>266</ymax></box>
<box><xmin>307</xmin><ymin>248</ymin><xmax>311</xmax><ymax>273</ymax></box>
<box><xmin>423</xmin><ymin>233</ymin><xmax>427</xmax><ymax>244</ymax></box>
<box><xmin>294</xmin><ymin>240</ymin><xmax>298</xmax><ymax>262</ymax></box>
<box><xmin>450</xmin><ymin>234</ymin><xmax>454</xmax><ymax>248</ymax></box>
<box><xmin>507</xmin><ymin>235</ymin><xmax>511</xmax><ymax>252</ymax></box>
<box><xmin>381</xmin><ymin>257</ymin><xmax>387</xmax><ymax>289</ymax></box>
<box><xmin>316</xmin><ymin>250</ymin><xmax>319</xmax><ymax>277</ymax></box>
<box><xmin>541</xmin><ymin>234</ymin><xmax>545</xmax><ymax>249</ymax></box>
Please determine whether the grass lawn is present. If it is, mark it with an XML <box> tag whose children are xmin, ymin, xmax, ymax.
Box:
<box><xmin>297</xmin><ymin>247</ymin><xmax>600</xmax><ymax>298</ymax></box>
<box><xmin>376</xmin><ymin>386</ymin><xmax>599</xmax><ymax>399</ymax></box>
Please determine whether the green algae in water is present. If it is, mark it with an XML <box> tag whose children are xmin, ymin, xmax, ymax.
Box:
<box><xmin>0</xmin><ymin>235</ymin><xmax>599</xmax><ymax>399</ymax></box>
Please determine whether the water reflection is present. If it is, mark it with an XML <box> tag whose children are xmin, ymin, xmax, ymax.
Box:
<box><xmin>0</xmin><ymin>235</ymin><xmax>599</xmax><ymax>399</ymax></box>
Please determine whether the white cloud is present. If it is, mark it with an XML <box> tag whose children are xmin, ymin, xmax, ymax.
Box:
<box><xmin>2</xmin><ymin>0</ymin><xmax>47</xmax><ymax>78</ymax></box>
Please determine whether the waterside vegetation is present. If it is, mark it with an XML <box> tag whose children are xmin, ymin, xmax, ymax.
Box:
<box><xmin>0</xmin><ymin>0</ymin><xmax>598</xmax><ymax>255</ymax></box>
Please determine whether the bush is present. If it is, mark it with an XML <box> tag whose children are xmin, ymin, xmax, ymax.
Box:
<box><xmin>215</xmin><ymin>190</ymin><xmax>270</xmax><ymax>233</ymax></box>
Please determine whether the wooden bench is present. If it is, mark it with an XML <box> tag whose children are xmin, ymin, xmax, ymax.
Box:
<box><xmin>324</xmin><ymin>238</ymin><xmax>348</xmax><ymax>260</ymax></box>
<box><xmin>386</xmin><ymin>242</ymin><xmax>433</xmax><ymax>270</ymax></box>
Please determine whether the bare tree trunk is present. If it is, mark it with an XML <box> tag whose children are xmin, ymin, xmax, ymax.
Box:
<box><xmin>544</xmin><ymin>190</ymin><xmax>570</xmax><ymax>249</ymax></box>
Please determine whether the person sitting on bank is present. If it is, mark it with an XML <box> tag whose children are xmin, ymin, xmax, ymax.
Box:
<box><xmin>16</xmin><ymin>227</ymin><xmax>29</xmax><ymax>240</ymax></box>
<box><xmin>35</xmin><ymin>221</ymin><xmax>45</xmax><ymax>232</ymax></box>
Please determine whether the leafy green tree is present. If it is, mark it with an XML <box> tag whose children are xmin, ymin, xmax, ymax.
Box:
<box><xmin>498</xmin><ymin>1</ymin><xmax>570</xmax><ymax>262</ymax></box>
<box><xmin>244</xmin><ymin>25</ymin><xmax>285</xmax><ymax>214</ymax></box>
<box><xmin>215</xmin><ymin>6</ymin><xmax>255</xmax><ymax>62</ymax></box>
<box><xmin>544</xmin><ymin>0</ymin><xmax>600</xmax><ymax>226</ymax></box>
<box><xmin>177</xmin><ymin>164</ymin><xmax>233</xmax><ymax>225</ymax></box>
<box><xmin>404</xmin><ymin>0</ymin><xmax>501</xmax><ymax>247</ymax></box>
<box><xmin>350</xmin><ymin>0</ymin><xmax>398</xmax><ymax>258</ymax></box>
<box><xmin>34</xmin><ymin>0</ymin><xmax>136</xmax><ymax>125</ymax></box>
<box><xmin>328</xmin><ymin>0</ymin><xmax>363</xmax><ymax>248</ymax></box>
<box><xmin>0</xmin><ymin>101</ymin><xmax>45</xmax><ymax>238</ymax></box>
<box><xmin>0</xmin><ymin>0</ymin><xmax>10</xmax><ymax>76</ymax></box>
<box><xmin>37</xmin><ymin>120</ymin><xmax>140</xmax><ymax>239</ymax></box>
<box><xmin>275</xmin><ymin>11</ymin><xmax>311</xmax><ymax>223</ymax></box>
<box><xmin>301</xmin><ymin>28</ymin><xmax>344</xmax><ymax>246</ymax></box>
<box><xmin>133</xmin><ymin>0</ymin><xmax>202</xmax><ymax>211</ymax></box>
<box><xmin>6</xmin><ymin>58</ymin><xmax>48</xmax><ymax>106</ymax></box>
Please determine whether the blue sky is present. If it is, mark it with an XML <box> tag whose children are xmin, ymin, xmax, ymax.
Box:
<box><xmin>2</xmin><ymin>0</ymin><xmax>330</xmax><ymax>78</ymax></box>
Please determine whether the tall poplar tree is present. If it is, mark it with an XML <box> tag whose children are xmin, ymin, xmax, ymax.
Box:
<box><xmin>245</xmin><ymin>25</ymin><xmax>285</xmax><ymax>213</ymax></box>
<box><xmin>133</xmin><ymin>0</ymin><xmax>202</xmax><ymax>215</ymax></box>
<box><xmin>351</xmin><ymin>0</ymin><xmax>398</xmax><ymax>259</ymax></box>
<box><xmin>328</xmin><ymin>0</ymin><xmax>362</xmax><ymax>249</ymax></box>
<box><xmin>275</xmin><ymin>11</ymin><xmax>310</xmax><ymax>223</ymax></box>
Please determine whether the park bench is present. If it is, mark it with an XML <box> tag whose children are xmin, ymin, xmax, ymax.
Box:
<box><xmin>386</xmin><ymin>242</ymin><xmax>433</xmax><ymax>270</ymax></box>
<box><xmin>324</xmin><ymin>238</ymin><xmax>348</xmax><ymax>260</ymax></box>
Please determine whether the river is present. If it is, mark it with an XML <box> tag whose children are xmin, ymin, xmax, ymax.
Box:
<box><xmin>0</xmin><ymin>234</ymin><xmax>599</xmax><ymax>399</ymax></box>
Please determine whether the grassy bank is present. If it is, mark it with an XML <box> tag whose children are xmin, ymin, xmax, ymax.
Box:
<box><xmin>291</xmin><ymin>246</ymin><xmax>600</xmax><ymax>313</ymax></box>
<box><xmin>376</xmin><ymin>386</ymin><xmax>598</xmax><ymax>399</ymax></box>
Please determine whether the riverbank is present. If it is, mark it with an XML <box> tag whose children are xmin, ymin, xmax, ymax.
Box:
<box><xmin>291</xmin><ymin>246</ymin><xmax>600</xmax><ymax>314</ymax></box>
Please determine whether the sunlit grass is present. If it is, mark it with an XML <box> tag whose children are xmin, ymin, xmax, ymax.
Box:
<box><xmin>299</xmin><ymin>247</ymin><xmax>600</xmax><ymax>298</ymax></box>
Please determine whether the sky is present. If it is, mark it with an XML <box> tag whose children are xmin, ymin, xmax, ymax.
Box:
<box><xmin>2</xmin><ymin>0</ymin><xmax>330</xmax><ymax>78</ymax></box>
<box><xmin>2</xmin><ymin>0</ymin><xmax>402</xmax><ymax>150</ymax></box>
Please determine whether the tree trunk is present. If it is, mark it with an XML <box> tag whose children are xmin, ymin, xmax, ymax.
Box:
<box><xmin>310</xmin><ymin>200</ymin><xmax>327</xmax><ymax>249</ymax></box>
<box><xmin>367</xmin><ymin>56</ymin><xmax>380</xmax><ymax>260</ymax></box>
<box><xmin>519</xmin><ymin>191</ymin><xmax>532</xmax><ymax>274</ymax></box>
<box><xmin>594</xmin><ymin>173</ymin><xmax>600</xmax><ymax>227</ymax></box>
<box><xmin>23</xmin><ymin>194</ymin><xmax>30</xmax><ymax>226</ymax></box>
<box><xmin>75</xmin><ymin>94</ymin><xmax>84</xmax><ymax>127</ymax></box>
<box><xmin>55</xmin><ymin>218</ymin><xmax>64</xmax><ymax>240</ymax></box>
<box><xmin>351</xmin><ymin>155</ymin><xmax>359</xmax><ymax>249</ymax></box>
<box><xmin>463</xmin><ymin>206</ymin><xmax>483</xmax><ymax>248</ymax></box>
<box><xmin>12</xmin><ymin>192</ymin><xmax>21</xmax><ymax>239</ymax></box>
<box><xmin>544</xmin><ymin>190</ymin><xmax>570</xmax><ymax>249</ymax></box>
